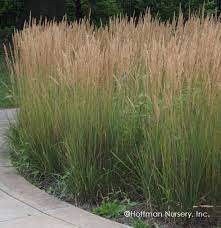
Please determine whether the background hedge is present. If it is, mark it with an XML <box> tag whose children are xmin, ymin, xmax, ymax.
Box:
<box><xmin>0</xmin><ymin>0</ymin><xmax>220</xmax><ymax>46</ymax></box>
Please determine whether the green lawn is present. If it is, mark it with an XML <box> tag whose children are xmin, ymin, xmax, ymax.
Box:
<box><xmin>0</xmin><ymin>55</ymin><xmax>13</xmax><ymax>108</ymax></box>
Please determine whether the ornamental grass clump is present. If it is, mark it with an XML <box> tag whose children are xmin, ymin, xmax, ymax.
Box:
<box><xmin>6</xmin><ymin>14</ymin><xmax>220</xmax><ymax>213</ymax></box>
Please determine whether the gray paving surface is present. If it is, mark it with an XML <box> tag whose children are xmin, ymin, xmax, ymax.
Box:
<box><xmin>0</xmin><ymin>109</ymin><xmax>129</xmax><ymax>228</ymax></box>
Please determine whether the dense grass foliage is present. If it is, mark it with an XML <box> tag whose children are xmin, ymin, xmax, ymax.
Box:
<box><xmin>7</xmin><ymin>14</ymin><xmax>221</xmax><ymax>220</ymax></box>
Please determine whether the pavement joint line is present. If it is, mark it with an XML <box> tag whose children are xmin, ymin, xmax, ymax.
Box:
<box><xmin>0</xmin><ymin>214</ymin><xmax>33</xmax><ymax>223</ymax></box>
<box><xmin>0</xmin><ymin>186</ymin><xmax>81</xmax><ymax>228</ymax></box>
<box><xmin>0</xmin><ymin>208</ymin><xmax>81</xmax><ymax>228</ymax></box>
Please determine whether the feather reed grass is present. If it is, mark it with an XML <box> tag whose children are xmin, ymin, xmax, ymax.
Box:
<box><xmin>6</xmin><ymin>14</ymin><xmax>221</xmax><ymax>216</ymax></box>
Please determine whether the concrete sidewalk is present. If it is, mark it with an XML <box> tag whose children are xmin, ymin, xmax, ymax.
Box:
<box><xmin>0</xmin><ymin>109</ymin><xmax>129</xmax><ymax>228</ymax></box>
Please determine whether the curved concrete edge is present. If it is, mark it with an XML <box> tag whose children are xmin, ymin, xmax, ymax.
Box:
<box><xmin>0</xmin><ymin>109</ymin><xmax>131</xmax><ymax>228</ymax></box>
